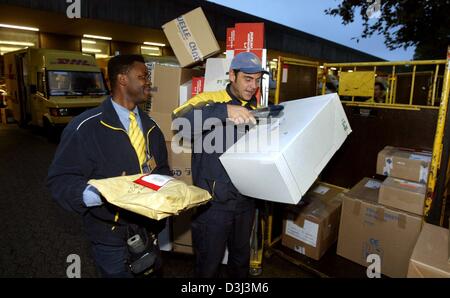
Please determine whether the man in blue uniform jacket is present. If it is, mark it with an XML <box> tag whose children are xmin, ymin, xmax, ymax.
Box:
<box><xmin>172</xmin><ymin>52</ymin><xmax>267</xmax><ymax>278</ymax></box>
<box><xmin>47</xmin><ymin>55</ymin><xmax>170</xmax><ymax>277</ymax></box>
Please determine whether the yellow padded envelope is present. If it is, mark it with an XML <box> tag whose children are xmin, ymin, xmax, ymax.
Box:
<box><xmin>88</xmin><ymin>174</ymin><xmax>211</xmax><ymax>220</ymax></box>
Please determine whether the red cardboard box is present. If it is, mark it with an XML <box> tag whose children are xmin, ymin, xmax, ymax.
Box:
<box><xmin>191</xmin><ymin>77</ymin><xmax>204</xmax><ymax>97</ymax></box>
<box><xmin>235</xmin><ymin>23</ymin><xmax>265</xmax><ymax>50</ymax></box>
<box><xmin>226</xmin><ymin>27</ymin><xmax>236</xmax><ymax>50</ymax></box>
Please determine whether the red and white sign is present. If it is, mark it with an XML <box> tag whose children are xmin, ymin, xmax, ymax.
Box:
<box><xmin>134</xmin><ymin>174</ymin><xmax>173</xmax><ymax>191</ymax></box>
<box><xmin>234</xmin><ymin>23</ymin><xmax>264</xmax><ymax>51</ymax></box>
<box><xmin>191</xmin><ymin>77</ymin><xmax>205</xmax><ymax>97</ymax></box>
<box><xmin>226</xmin><ymin>27</ymin><xmax>236</xmax><ymax>50</ymax></box>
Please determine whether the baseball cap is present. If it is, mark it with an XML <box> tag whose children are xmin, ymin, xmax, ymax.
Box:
<box><xmin>230</xmin><ymin>52</ymin><xmax>269</xmax><ymax>74</ymax></box>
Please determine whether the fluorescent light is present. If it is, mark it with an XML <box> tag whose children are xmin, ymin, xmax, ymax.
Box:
<box><xmin>319</xmin><ymin>65</ymin><xmax>324</xmax><ymax>69</ymax></box>
<box><xmin>272</xmin><ymin>58</ymin><xmax>278</xmax><ymax>62</ymax></box>
<box><xmin>81</xmin><ymin>39</ymin><xmax>96</xmax><ymax>44</ymax></box>
<box><xmin>83</xmin><ymin>34</ymin><xmax>112</xmax><ymax>40</ymax></box>
<box><xmin>0</xmin><ymin>46</ymin><xmax>22</xmax><ymax>52</ymax></box>
<box><xmin>0</xmin><ymin>23</ymin><xmax>39</xmax><ymax>31</ymax></box>
<box><xmin>348</xmin><ymin>70</ymin><xmax>353</xmax><ymax>72</ymax></box>
<box><xmin>95</xmin><ymin>54</ymin><xmax>109</xmax><ymax>58</ymax></box>
<box><xmin>141</xmin><ymin>46</ymin><xmax>160</xmax><ymax>51</ymax></box>
<box><xmin>82</xmin><ymin>48</ymin><xmax>102</xmax><ymax>53</ymax></box>
<box><xmin>144</xmin><ymin>41</ymin><xmax>166</xmax><ymax>47</ymax></box>
<box><xmin>0</xmin><ymin>40</ymin><xmax>34</xmax><ymax>46</ymax></box>
<box><xmin>330</xmin><ymin>67</ymin><xmax>337</xmax><ymax>70</ymax></box>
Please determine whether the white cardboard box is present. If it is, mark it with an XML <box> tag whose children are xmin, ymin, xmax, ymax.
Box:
<box><xmin>179</xmin><ymin>80</ymin><xmax>192</xmax><ymax>106</ymax></box>
<box><xmin>219</xmin><ymin>93</ymin><xmax>351</xmax><ymax>204</ymax></box>
<box><xmin>204</xmin><ymin>58</ymin><xmax>232</xmax><ymax>92</ymax></box>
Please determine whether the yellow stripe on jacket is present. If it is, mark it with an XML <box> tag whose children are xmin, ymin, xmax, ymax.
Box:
<box><xmin>172</xmin><ymin>89</ymin><xmax>233</xmax><ymax>118</ymax></box>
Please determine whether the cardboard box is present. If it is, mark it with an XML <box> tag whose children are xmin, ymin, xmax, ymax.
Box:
<box><xmin>166</xmin><ymin>141</ymin><xmax>192</xmax><ymax>185</ymax></box>
<box><xmin>226</xmin><ymin>23</ymin><xmax>265</xmax><ymax>61</ymax></box>
<box><xmin>226</xmin><ymin>27</ymin><xmax>235</xmax><ymax>50</ymax></box>
<box><xmin>234</xmin><ymin>23</ymin><xmax>264</xmax><ymax>51</ymax></box>
<box><xmin>407</xmin><ymin>223</ymin><xmax>450</xmax><ymax>278</ymax></box>
<box><xmin>379</xmin><ymin>177</ymin><xmax>426</xmax><ymax>216</ymax></box>
<box><xmin>376</xmin><ymin>146</ymin><xmax>431</xmax><ymax>183</ymax></box>
<box><xmin>162</xmin><ymin>7</ymin><xmax>220</xmax><ymax>67</ymax></box>
<box><xmin>191</xmin><ymin>77</ymin><xmax>204</xmax><ymax>97</ymax></box>
<box><xmin>172</xmin><ymin>209</ymin><xmax>195</xmax><ymax>254</ymax></box>
<box><xmin>337</xmin><ymin>178</ymin><xmax>422</xmax><ymax>278</ymax></box>
<box><xmin>219</xmin><ymin>93</ymin><xmax>352</xmax><ymax>205</ymax></box>
<box><xmin>282</xmin><ymin>183</ymin><xmax>345</xmax><ymax>260</ymax></box>
<box><xmin>204</xmin><ymin>58</ymin><xmax>231</xmax><ymax>92</ymax></box>
<box><xmin>151</xmin><ymin>64</ymin><xmax>202</xmax><ymax>114</ymax></box>
<box><xmin>149</xmin><ymin>64</ymin><xmax>202</xmax><ymax>141</ymax></box>
<box><xmin>179</xmin><ymin>80</ymin><xmax>192</xmax><ymax>106</ymax></box>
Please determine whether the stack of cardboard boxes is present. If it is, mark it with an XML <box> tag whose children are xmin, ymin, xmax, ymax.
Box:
<box><xmin>336</xmin><ymin>146</ymin><xmax>432</xmax><ymax>277</ymax></box>
<box><xmin>281</xmin><ymin>183</ymin><xmax>346</xmax><ymax>260</ymax></box>
<box><xmin>159</xmin><ymin>9</ymin><xmax>271</xmax><ymax>256</ymax></box>
<box><xmin>155</xmin><ymin>7</ymin><xmax>222</xmax><ymax>254</ymax></box>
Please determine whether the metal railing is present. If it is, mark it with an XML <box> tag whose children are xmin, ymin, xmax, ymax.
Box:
<box><xmin>274</xmin><ymin>57</ymin><xmax>319</xmax><ymax>104</ymax></box>
<box><xmin>321</xmin><ymin>59</ymin><xmax>447</xmax><ymax>111</ymax></box>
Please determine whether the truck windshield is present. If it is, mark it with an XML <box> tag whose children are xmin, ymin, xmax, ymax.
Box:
<box><xmin>48</xmin><ymin>71</ymin><xmax>108</xmax><ymax>96</ymax></box>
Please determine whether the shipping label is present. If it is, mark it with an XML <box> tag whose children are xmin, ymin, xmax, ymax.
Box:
<box><xmin>285</xmin><ymin>219</ymin><xmax>319</xmax><ymax>247</ymax></box>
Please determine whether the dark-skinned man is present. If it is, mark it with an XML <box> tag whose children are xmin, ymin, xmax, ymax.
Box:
<box><xmin>47</xmin><ymin>54</ymin><xmax>169</xmax><ymax>278</ymax></box>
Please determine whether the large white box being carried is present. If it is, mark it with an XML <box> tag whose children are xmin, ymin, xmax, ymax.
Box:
<box><xmin>219</xmin><ymin>93</ymin><xmax>351</xmax><ymax>204</ymax></box>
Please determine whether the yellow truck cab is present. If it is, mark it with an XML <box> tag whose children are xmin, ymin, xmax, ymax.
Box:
<box><xmin>4</xmin><ymin>48</ymin><xmax>108</xmax><ymax>137</ymax></box>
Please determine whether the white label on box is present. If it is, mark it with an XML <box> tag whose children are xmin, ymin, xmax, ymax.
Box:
<box><xmin>409</xmin><ymin>154</ymin><xmax>431</xmax><ymax>162</ymax></box>
<box><xmin>419</xmin><ymin>165</ymin><xmax>429</xmax><ymax>183</ymax></box>
<box><xmin>285</xmin><ymin>220</ymin><xmax>319</xmax><ymax>248</ymax></box>
<box><xmin>313</xmin><ymin>185</ymin><xmax>330</xmax><ymax>195</ymax></box>
<box><xmin>365</xmin><ymin>180</ymin><xmax>381</xmax><ymax>189</ymax></box>
<box><xmin>282</xmin><ymin>67</ymin><xmax>288</xmax><ymax>83</ymax></box>
<box><xmin>294</xmin><ymin>245</ymin><xmax>305</xmax><ymax>255</ymax></box>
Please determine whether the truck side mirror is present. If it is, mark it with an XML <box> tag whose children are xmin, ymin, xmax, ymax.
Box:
<box><xmin>29</xmin><ymin>85</ymin><xmax>37</xmax><ymax>94</ymax></box>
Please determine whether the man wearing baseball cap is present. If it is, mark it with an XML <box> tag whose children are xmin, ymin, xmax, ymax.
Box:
<box><xmin>172</xmin><ymin>51</ymin><xmax>267</xmax><ymax>278</ymax></box>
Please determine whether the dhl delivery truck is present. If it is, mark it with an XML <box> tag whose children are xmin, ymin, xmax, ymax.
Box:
<box><xmin>4</xmin><ymin>48</ymin><xmax>108</xmax><ymax>138</ymax></box>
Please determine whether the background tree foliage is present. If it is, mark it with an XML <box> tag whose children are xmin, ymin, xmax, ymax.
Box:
<box><xmin>325</xmin><ymin>0</ymin><xmax>450</xmax><ymax>60</ymax></box>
